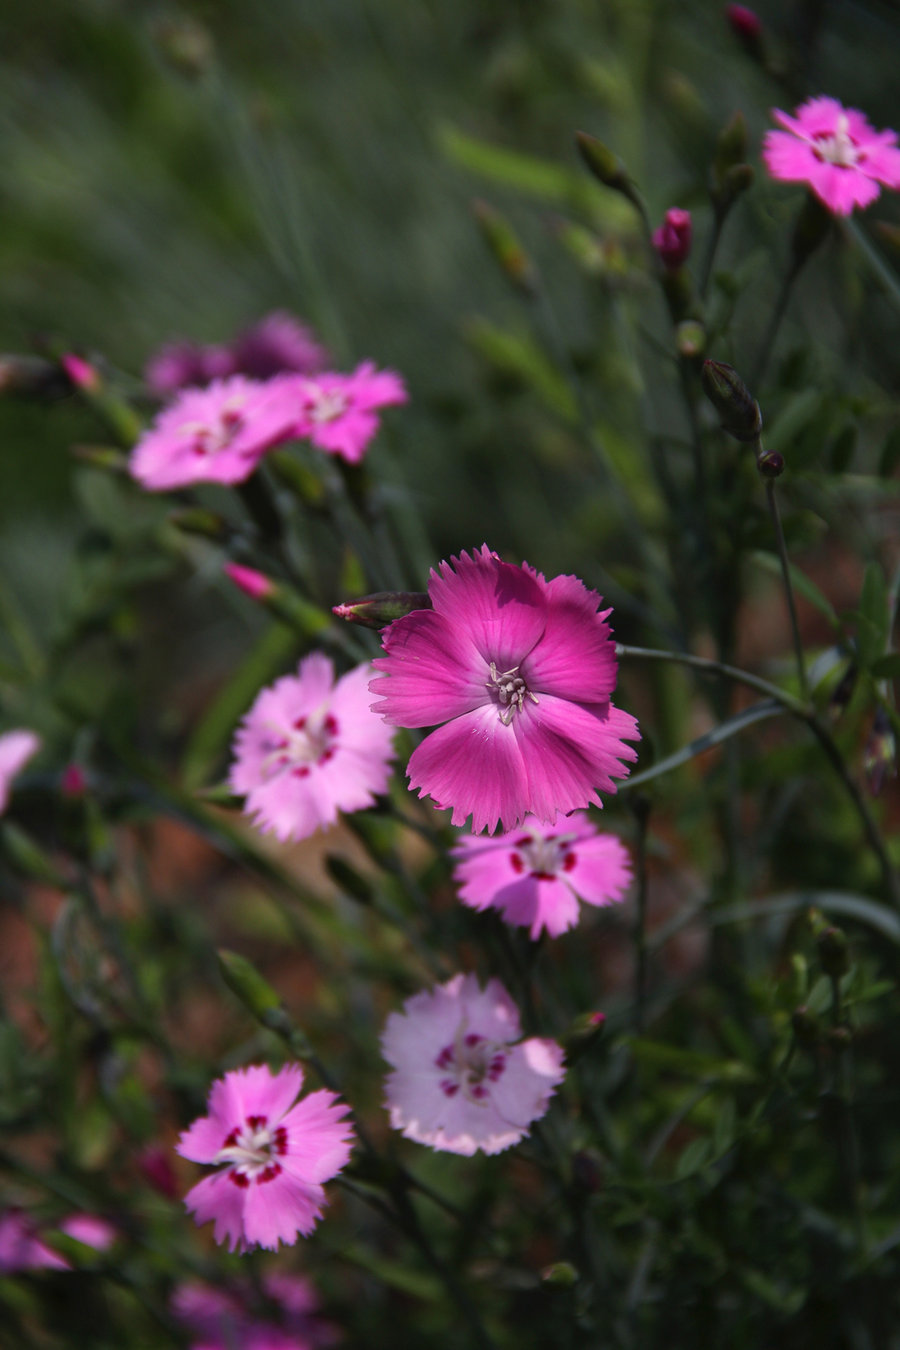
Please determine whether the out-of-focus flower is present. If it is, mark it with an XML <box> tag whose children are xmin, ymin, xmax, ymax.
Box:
<box><xmin>230</xmin><ymin>653</ymin><xmax>395</xmax><ymax>843</ymax></box>
<box><xmin>382</xmin><ymin>973</ymin><xmax>565</xmax><ymax>1156</ymax></box>
<box><xmin>230</xmin><ymin>312</ymin><xmax>329</xmax><ymax>380</ymax></box>
<box><xmin>173</xmin><ymin>1273</ymin><xmax>337</xmax><ymax>1350</ymax></box>
<box><xmin>129</xmin><ymin>377</ymin><xmax>298</xmax><ymax>491</ymax></box>
<box><xmin>762</xmin><ymin>96</ymin><xmax>900</xmax><ymax>215</ymax></box>
<box><xmin>176</xmin><ymin>1063</ymin><xmax>354</xmax><ymax>1253</ymax></box>
<box><xmin>726</xmin><ymin>4</ymin><xmax>762</xmax><ymax>41</ymax></box>
<box><xmin>60</xmin><ymin>353</ymin><xmax>100</xmax><ymax>392</ymax></box>
<box><xmin>370</xmin><ymin>546</ymin><xmax>639</xmax><ymax>834</ymax></box>
<box><xmin>288</xmin><ymin>362</ymin><xmax>408</xmax><ymax>464</ymax></box>
<box><xmin>138</xmin><ymin>1145</ymin><xmax>179</xmax><ymax>1199</ymax></box>
<box><xmin>0</xmin><ymin>1209</ymin><xmax>69</xmax><ymax>1273</ymax></box>
<box><xmin>145</xmin><ymin>341</ymin><xmax>234</xmax><ymax>397</ymax></box>
<box><xmin>451</xmin><ymin>812</ymin><xmax>631</xmax><ymax>938</ymax></box>
<box><xmin>57</xmin><ymin>1214</ymin><xmax>117</xmax><ymax>1251</ymax></box>
<box><xmin>0</xmin><ymin>730</ymin><xmax>41</xmax><ymax>815</ymax></box>
<box><xmin>223</xmin><ymin>562</ymin><xmax>276</xmax><ymax>603</ymax></box>
<box><xmin>651</xmin><ymin>208</ymin><xmax>692</xmax><ymax>270</ymax></box>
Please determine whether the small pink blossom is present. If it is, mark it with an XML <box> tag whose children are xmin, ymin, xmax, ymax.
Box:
<box><xmin>0</xmin><ymin>1209</ymin><xmax>69</xmax><ymax>1273</ymax></box>
<box><xmin>452</xmin><ymin>812</ymin><xmax>632</xmax><ymax>938</ymax></box>
<box><xmin>382</xmin><ymin>974</ymin><xmax>565</xmax><ymax>1156</ymax></box>
<box><xmin>287</xmin><ymin>362</ymin><xmax>408</xmax><ymax>464</ymax></box>
<box><xmin>231</xmin><ymin>312</ymin><xmax>329</xmax><ymax>380</ymax></box>
<box><xmin>57</xmin><ymin>1213</ymin><xmax>117</xmax><ymax>1250</ymax></box>
<box><xmin>652</xmin><ymin>208</ymin><xmax>692</xmax><ymax>270</ymax></box>
<box><xmin>129</xmin><ymin>377</ymin><xmax>299</xmax><ymax>491</ymax></box>
<box><xmin>0</xmin><ymin>729</ymin><xmax>41</xmax><ymax>815</ymax></box>
<box><xmin>174</xmin><ymin>1273</ymin><xmax>336</xmax><ymax>1350</ymax></box>
<box><xmin>60</xmin><ymin>353</ymin><xmax>100</xmax><ymax>392</ymax></box>
<box><xmin>370</xmin><ymin>546</ymin><xmax>640</xmax><ymax>834</ymax></box>
<box><xmin>230</xmin><ymin>653</ymin><xmax>395</xmax><ymax>843</ymax></box>
<box><xmin>176</xmin><ymin>1063</ymin><xmax>354</xmax><ymax>1253</ymax></box>
<box><xmin>224</xmin><ymin>562</ymin><xmax>275</xmax><ymax>602</ymax></box>
<box><xmin>762</xmin><ymin>96</ymin><xmax>900</xmax><ymax>215</ymax></box>
<box><xmin>145</xmin><ymin>340</ymin><xmax>235</xmax><ymax>397</ymax></box>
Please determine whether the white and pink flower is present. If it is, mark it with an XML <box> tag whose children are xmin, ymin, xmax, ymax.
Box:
<box><xmin>286</xmin><ymin>361</ymin><xmax>407</xmax><ymax>464</ymax></box>
<box><xmin>763</xmin><ymin>96</ymin><xmax>900</xmax><ymax>215</ymax></box>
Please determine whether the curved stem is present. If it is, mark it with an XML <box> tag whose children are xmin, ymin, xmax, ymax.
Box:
<box><xmin>763</xmin><ymin>476</ymin><xmax>810</xmax><ymax>701</ymax></box>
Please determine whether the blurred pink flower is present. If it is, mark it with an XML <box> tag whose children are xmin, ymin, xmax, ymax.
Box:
<box><xmin>288</xmin><ymin>361</ymin><xmax>408</xmax><ymax>463</ymax></box>
<box><xmin>129</xmin><ymin>377</ymin><xmax>298</xmax><ymax>491</ymax></box>
<box><xmin>231</xmin><ymin>312</ymin><xmax>329</xmax><ymax>380</ymax></box>
<box><xmin>370</xmin><ymin>546</ymin><xmax>640</xmax><ymax>833</ymax></box>
<box><xmin>452</xmin><ymin>812</ymin><xmax>632</xmax><ymax>938</ymax></box>
<box><xmin>0</xmin><ymin>730</ymin><xmax>41</xmax><ymax>814</ymax></box>
<box><xmin>176</xmin><ymin>1063</ymin><xmax>353</xmax><ymax>1253</ymax></box>
<box><xmin>725</xmin><ymin>4</ymin><xmax>762</xmax><ymax>41</ymax></box>
<box><xmin>57</xmin><ymin>1213</ymin><xmax>117</xmax><ymax>1250</ymax></box>
<box><xmin>230</xmin><ymin>653</ymin><xmax>395</xmax><ymax>843</ymax></box>
<box><xmin>145</xmin><ymin>340</ymin><xmax>235</xmax><ymax>397</ymax></box>
<box><xmin>762</xmin><ymin>96</ymin><xmax>900</xmax><ymax>215</ymax></box>
<box><xmin>224</xmin><ymin>562</ymin><xmax>275</xmax><ymax>602</ymax></box>
<box><xmin>382</xmin><ymin>973</ymin><xmax>565</xmax><ymax>1156</ymax></box>
<box><xmin>652</xmin><ymin>208</ymin><xmax>692</xmax><ymax>270</ymax></box>
<box><xmin>138</xmin><ymin>1145</ymin><xmax>179</xmax><ymax>1199</ymax></box>
<box><xmin>174</xmin><ymin>1272</ymin><xmax>336</xmax><ymax>1350</ymax></box>
<box><xmin>0</xmin><ymin>1209</ymin><xmax>68</xmax><ymax>1273</ymax></box>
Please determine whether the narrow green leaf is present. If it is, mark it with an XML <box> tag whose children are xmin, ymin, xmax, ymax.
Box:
<box><xmin>621</xmin><ymin>700</ymin><xmax>784</xmax><ymax>792</ymax></box>
<box><xmin>464</xmin><ymin>317</ymin><xmax>577</xmax><ymax>421</ymax></box>
<box><xmin>674</xmin><ymin>1138</ymin><xmax>711</xmax><ymax>1180</ymax></box>
<box><xmin>857</xmin><ymin>561</ymin><xmax>889</xmax><ymax>666</ymax></box>
<box><xmin>749</xmin><ymin>551</ymin><xmax>838</xmax><ymax>627</ymax></box>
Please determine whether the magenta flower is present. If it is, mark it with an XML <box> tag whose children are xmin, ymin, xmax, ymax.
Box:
<box><xmin>0</xmin><ymin>1209</ymin><xmax>68</xmax><ymax>1273</ymax></box>
<box><xmin>129</xmin><ymin>376</ymin><xmax>299</xmax><ymax>491</ymax></box>
<box><xmin>762</xmin><ymin>96</ymin><xmax>900</xmax><ymax>215</ymax></box>
<box><xmin>382</xmin><ymin>973</ymin><xmax>565</xmax><ymax>1156</ymax></box>
<box><xmin>176</xmin><ymin>1063</ymin><xmax>354</xmax><ymax>1253</ymax></box>
<box><xmin>231</xmin><ymin>311</ymin><xmax>329</xmax><ymax>380</ymax></box>
<box><xmin>0</xmin><ymin>729</ymin><xmax>41</xmax><ymax>815</ymax></box>
<box><xmin>652</xmin><ymin>208</ymin><xmax>692</xmax><ymax>270</ymax></box>
<box><xmin>452</xmin><ymin>812</ymin><xmax>631</xmax><ymax>938</ymax></box>
<box><xmin>229</xmin><ymin>653</ymin><xmax>395</xmax><ymax>842</ymax></box>
<box><xmin>370</xmin><ymin>546</ymin><xmax>640</xmax><ymax>834</ymax></box>
<box><xmin>57</xmin><ymin>1213</ymin><xmax>117</xmax><ymax>1251</ymax></box>
<box><xmin>287</xmin><ymin>361</ymin><xmax>408</xmax><ymax>464</ymax></box>
<box><xmin>173</xmin><ymin>1273</ymin><xmax>336</xmax><ymax>1350</ymax></box>
<box><xmin>145</xmin><ymin>340</ymin><xmax>235</xmax><ymax>397</ymax></box>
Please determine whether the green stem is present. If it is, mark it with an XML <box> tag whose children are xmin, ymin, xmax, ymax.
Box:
<box><xmin>752</xmin><ymin>257</ymin><xmax>801</xmax><ymax>390</ymax></box>
<box><xmin>632</xmin><ymin>797</ymin><xmax>650</xmax><ymax>1033</ymax></box>
<box><xmin>764</xmin><ymin>475</ymin><xmax>810</xmax><ymax>701</ymax></box>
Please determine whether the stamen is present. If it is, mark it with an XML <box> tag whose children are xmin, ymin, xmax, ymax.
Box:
<box><xmin>486</xmin><ymin>662</ymin><xmax>539</xmax><ymax>725</ymax></box>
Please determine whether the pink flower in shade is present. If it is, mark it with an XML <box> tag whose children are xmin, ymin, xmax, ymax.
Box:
<box><xmin>451</xmin><ymin>812</ymin><xmax>632</xmax><ymax>939</ymax></box>
<box><xmin>145</xmin><ymin>340</ymin><xmax>235</xmax><ymax>397</ymax></box>
<box><xmin>287</xmin><ymin>362</ymin><xmax>408</xmax><ymax>464</ymax></box>
<box><xmin>369</xmin><ymin>546</ymin><xmax>640</xmax><ymax>834</ymax></box>
<box><xmin>382</xmin><ymin>974</ymin><xmax>565</xmax><ymax>1156</ymax></box>
<box><xmin>175</xmin><ymin>1063</ymin><xmax>354</xmax><ymax>1253</ymax></box>
<box><xmin>174</xmin><ymin>1273</ymin><xmax>336</xmax><ymax>1350</ymax></box>
<box><xmin>0</xmin><ymin>730</ymin><xmax>41</xmax><ymax>815</ymax></box>
<box><xmin>762</xmin><ymin>97</ymin><xmax>900</xmax><ymax>215</ymax></box>
<box><xmin>231</xmin><ymin>312</ymin><xmax>329</xmax><ymax>380</ymax></box>
<box><xmin>652</xmin><ymin>208</ymin><xmax>692</xmax><ymax>270</ymax></box>
<box><xmin>57</xmin><ymin>1213</ymin><xmax>117</xmax><ymax>1251</ymax></box>
<box><xmin>0</xmin><ymin>1209</ymin><xmax>69</xmax><ymax>1273</ymax></box>
<box><xmin>129</xmin><ymin>376</ymin><xmax>300</xmax><ymax>491</ymax></box>
<box><xmin>229</xmin><ymin>653</ymin><xmax>395</xmax><ymax>843</ymax></box>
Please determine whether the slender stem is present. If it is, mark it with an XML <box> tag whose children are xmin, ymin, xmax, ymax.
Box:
<box><xmin>844</xmin><ymin>217</ymin><xmax>900</xmax><ymax>317</ymax></box>
<box><xmin>698</xmin><ymin>209</ymin><xmax>725</xmax><ymax>299</ymax></box>
<box><xmin>752</xmin><ymin>258</ymin><xmax>801</xmax><ymax>390</ymax></box>
<box><xmin>764</xmin><ymin>476</ymin><xmax>810</xmax><ymax>701</ymax></box>
<box><xmin>616</xmin><ymin>643</ymin><xmax>807</xmax><ymax>714</ymax></box>
<box><xmin>632</xmin><ymin>798</ymin><xmax>650</xmax><ymax>1033</ymax></box>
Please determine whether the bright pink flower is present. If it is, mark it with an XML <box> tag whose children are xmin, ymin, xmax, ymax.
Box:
<box><xmin>58</xmin><ymin>1213</ymin><xmax>117</xmax><ymax>1250</ymax></box>
<box><xmin>287</xmin><ymin>362</ymin><xmax>408</xmax><ymax>464</ymax></box>
<box><xmin>129</xmin><ymin>377</ymin><xmax>299</xmax><ymax>491</ymax></box>
<box><xmin>652</xmin><ymin>208</ymin><xmax>692</xmax><ymax>270</ymax></box>
<box><xmin>230</xmin><ymin>653</ymin><xmax>395</xmax><ymax>843</ymax></box>
<box><xmin>60</xmin><ymin>353</ymin><xmax>100</xmax><ymax>392</ymax></box>
<box><xmin>0</xmin><ymin>1209</ymin><xmax>69</xmax><ymax>1273</ymax></box>
<box><xmin>0</xmin><ymin>729</ymin><xmax>41</xmax><ymax>814</ymax></box>
<box><xmin>145</xmin><ymin>340</ymin><xmax>235</xmax><ymax>397</ymax></box>
<box><xmin>762</xmin><ymin>96</ymin><xmax>900</xmax><ymax>215</ymax></box>
<box><xmin>231</xmin><ymin>312</ymin><xmax>329</xmax><ymax>380</ymax></box>
<box><xmin>382</xmin><ymin>973</ymin><xmax>565</xmax><ymax>1156</ymax></box>
<box><xmin>176</xmin><ymin>1063</ymin><xmax>354</xmax><ymax>1253</ymax></box>
<box><xmin>370</xmin><ymin>546</ymin><xmax>640</xmax><ymax>834</ymax></box>
<box><xmin>224</xmin><ymin>562</ymin><xmax>275</xmax><ymax>602</ymax></box>
<box><xmin>452</xmin><ymin>812</ymin><xmax>632</xmax><ymax>938</ymax></box>
<box><xmin>174</xmin><ymin>1273</ymin><xmax>336</xmax><ymax>1350</ymax></box>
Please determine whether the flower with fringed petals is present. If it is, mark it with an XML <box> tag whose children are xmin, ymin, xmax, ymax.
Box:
<box><xmin>762</xmin><ymin>96</ymin><xmax>900</xmax><ymax>215</ymax></box>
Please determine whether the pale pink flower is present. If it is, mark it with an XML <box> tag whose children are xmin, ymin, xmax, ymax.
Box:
<box><xmin>452</xmin><ymin>812</ymin><xmax>632</xmax><ymax>938</ymax></box>
<box><xmin>57</xmin><ymin>1213</ymin><xmax>117</xmax><ymax>1250</ymax></box>
<box><xmin>762</xmin><ymin>96</ymin><xmax>900</xmax><ymax>215</ymax></box>
<box><xmin>129</xmin><ymin>376</ymin><xmax>298</xmax><ymax>491</ymax></box>
<box><xmin>0</xmin><ymin>1209</ymin><xmax>69</xmax><ymax>1273</ymax></box>
<box><xmin>0</xmin><ymin>730</ymin><xmax>41</xmax><ymax>815</ymax></box>
<box><xmin>173</xmin><ymin>1273</ymin><xmax>336</xmax><ymax>1350</ymax></box>
<box><xmin>370</xmin><ymin>546</ymin><xmax>640</xmax><ymax>834</ymax></box>
<box><xmin>176</xmin><ymin>1063</ymin><xmax>353</xmax><ymax>1253</ymax></box>
<box><xmin>231</xmin><ymin>312</ymin><xmax>329</xmax><ymax>380</ymax></box>
<box><xmin>229</xmin><ymin>653</ymin><xmax>395</xmax><ymax>843</ymax></box>
<box><xmin>382</xmin><ymin>973</ymin><xmax>565</xmax><ymax>1156</ymax></box>
<box><xmin>652</xmin><ymin>208</ymin><xmax>692</xmax><ymax>270</ymax></box>
<box><xmin>287</xmin><ymin>362</ymin><xmax>408</xmax><ymax>464</ymax></box>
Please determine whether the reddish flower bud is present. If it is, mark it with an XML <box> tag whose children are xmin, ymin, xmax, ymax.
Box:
<box><xmin>652</xmin><ymin>208</ymin><xmax>693</xmax><ymax>270</ymax></box>
<box><xmin>60</xmin><ymin>353</ymin><xmax>100</xmax><ymax>393</ymax></box>
<box><xmin>138</xmin><ymin>1146</ymin><xmax>179</xmax><ymax>1200</ymax></box>
<box><xmin>223</xmin><ymin>562</ymin><xmax>275</xmax><ymax>603</ymax></box>
<box><xmin>60</xmin><ymin>764</ymin><xmax>88</xmax><ymax>799</ymax></box>
<box><xmin>726</xmin><ymin>4</ymin><xmax>761</xmax><ymax>41</ymax></box>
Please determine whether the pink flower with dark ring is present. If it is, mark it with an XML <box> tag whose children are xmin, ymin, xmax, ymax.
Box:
<box><xmin>452</xmin><ymin>812</ymin><xmax>632</xmax><ymax>938</ymax></box>
<box><xmin>176</xmin><ymin>1063</ymin><xmax>354</xmax><ymax>1252</ymax></box>
<box><xmin>370</xmin><ymin>545</ymin><xmax>640</xmax><ymax>834</ymax></box>
<box><xmin>285</xmin><ymin>361</ymin><xmax>408</xmax><ymax>464</ymax></box>
<box><xmin>762</xmin><ymin>96</ymin><xmax>900</xmax><ymax>215</ymax></box>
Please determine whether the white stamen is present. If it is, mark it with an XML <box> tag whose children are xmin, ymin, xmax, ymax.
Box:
<box><xmin>486</xmin><ymin>662</ymin><xmax>539</xmax><ymax>725</ymax></box>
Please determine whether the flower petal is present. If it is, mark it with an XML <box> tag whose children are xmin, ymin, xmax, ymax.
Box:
<box><xmin>427</xmin><ymin>546</ymin><xmax>546</xmax><ymax>671</ymax></box>
<box><xmin>406</xmin><ymin>706</ymin><xmax>530</xmax><ymax>832</ymax></box>
<box><xmin>370</xmin><ymin>610</ymin><xmax>487</xmax><ymax>727</ymax></box>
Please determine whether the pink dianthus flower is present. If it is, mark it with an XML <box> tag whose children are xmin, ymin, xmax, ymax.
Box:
<box><xmin>370</xmin><ymin>546</ymin><xmax>640</xmax><ymax>834</ymax></box>
<box><xmin>0</xmin><ymin>1209</ymin><xmax>69</xmax><ymax>1274</ymax></box>
<box><xmin>229</xmin><ymin>653</ymin><xmax>395</xmax><ymax>843</ymax></box>
<box><xmin>382</xmin><ymin>973</ymin><xmax>565</xmax><ymax>1156</ymax></box>
<box><xmin>173</xmin><ymin>1273</ymin><xmax>337</xmax><ymax>1350</ymax></box>
<box><xmin>145</xmin><ymin>340</ymin><xmax>235</xmax><ymax>397</ymax></box>
<box><xmin>762</xmin><ymin>96</ymin><xmax>900</xmax><ymax>215</ymax></box>
<box><xmin>286</xmin><ymin>361</ymin><xmax>408</xmax><ymax>464</ymax></box>
<box><xmin>452</xmin><ymin>812</ymin><xmax>631</xmax><ymax>938</ymax></box>
<box><xmin>0</xmin><ymin>729</ymin><xmax>41</xmax><ymax>815</ymax></box>
<box><xmin>176</xmin><ymin>1063</ymin><xmax>354</xmax><ymax>1253</ymax></box>
<box><xmin>129</xmin><ymin>376</ymin><xmax>299</xmax><ymax>491</ymax></box>
<box><xmin>231</xmin><ymin>312</ymin><xmax>329</xmax><ymax>380</ymax></box>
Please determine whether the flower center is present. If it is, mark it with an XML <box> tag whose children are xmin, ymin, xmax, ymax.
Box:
<box><xmin>435</xmin><ymin>1021</ymin><xmax>508</xmax><ymax>1104</ymax></box>
<box><xmin>184</xmin><ymin>400</ymin><xmax>246</xmax><ymax>456</ymax></box>
<box><xmin>215</xmin><ymin>1113</ymin><xmax>287</xmax><ymax>1187</ymax></box>
<box><xmin>309</xmin><ymin>388</ymin><xmax>349</xmax><ymax>424</ymax></box>
<box><xmin>261</xmin><ymin>706</ymin><xmax>339</xmax><ymax>780</ymax></box>
<box><xmin>813</xmin><ymin>114</ymin><xmax>860</xmax><ymax>169</ymax></box>
<box><xmin>486</xmin><ymin>662</ymin><xmax>539</xmax><ymax>726</ymax></box>
<box><xmin>511</xmin><ymin>830</ymin><xmax>578</xmax><ymax>880</ymax></box>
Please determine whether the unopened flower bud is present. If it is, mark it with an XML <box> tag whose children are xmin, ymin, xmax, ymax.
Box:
<box><xmin>791</xmin><ymin>1005</ymin><xmax>820</xmax><ymax>1047</ymax></box>
<box><xmin>711</xmin><ymin>112</ymin><xmax>754</xmax><ymax>214</ymax></box>
<box><xmin>676</xmin><ymin>320</ymin><xmax>706</xmax><ymax>360</ymax></box>
<box><xmin>725</xmin><ymin>5</ymin><xmax>764</xmax><ymax>61</ymax></box>
<box><xmin>60</xmin><ymin>353</ymin><xmax>100</xmax><ymax>393</ymax></box>
<box><xmin>817</xmin><ymin>926</ymin><xmax>849</xmax><ymax>977</ymax></box>
<box><xmin>473</xmin><ymin>200</ymin><xmax>537</xmax><ymax>294</ymax></box>
<box><xmin>701</xmin><ymin>360</ymin><xmax>762</xmax><ymax>441</ymax></box>
<box><xmin>542</xmin><ymin>1262</ymin><xmax>579</xmax><ymax>1288</ymax></box>
<box><xmin>652</xmin><ymin>208</ymin><xmax>693</xmax><ymax>271</ymax></box>
<box><xmin>138</xmin><ymin>1145</ymin><xmax>178</xmax><ymax>1199</ymax></box>
<box><xmin>575</xmin><ymin>132</ymin><xmax>644</xmax><ymax>213</ymax></box>
<box><xmin>223</xmin><ymin>562</ymin><xmax>275</xmax><ymax>603</ymax></box>
<box><xmin>333</xmin><ymin>591</ymin><xmax>431</xmax><ymax>630</ymax></box>
<box><xmin>757</xmin><ymin>450</ymin><xmax>784</xmax><ymax>479</ymax></box>
<box><xmin>60</xmin><ymin>764</ymin><xmax>88</xmax><ymax>799</ymax></box>
<box><xmin>562</xmin><ymin>1010</ymin><xmax>607</xmax><ymax>1062</ymax></box>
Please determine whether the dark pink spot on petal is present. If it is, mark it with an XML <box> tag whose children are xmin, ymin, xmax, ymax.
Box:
<box><xmin>510</xmin><ymin>854</ymin><xmax>525</xmax><ymax>873</ymax></box>
<box><xmin>563</xmin><ymin>851</ymin><xmax>577</xmax><ymax>872</ymax></box>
